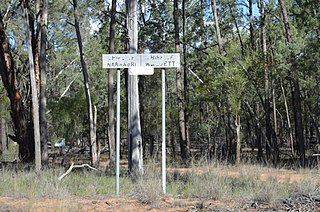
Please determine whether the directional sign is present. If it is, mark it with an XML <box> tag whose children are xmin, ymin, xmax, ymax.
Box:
<box><xmin>102</xmin><ymin>54</ymin><xmax>140</xmax><ymax>68</ymax></box>
<box><xmin>102</xmin><ymin>53</ymin><xmax>180</xmax><ymax>195</ymax></box>
<box><xmin>102</xmin><ymin>53</ymin><xmax>180</xmax><ymax>68</ymax></box>
<box><xmin>141</xmin><ymin>54</ymin><xmax>180</xmax><ymax>68</ymax></box>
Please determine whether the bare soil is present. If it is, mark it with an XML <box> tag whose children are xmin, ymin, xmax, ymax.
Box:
<box><xmin>0</xmin><ymin>167</ymin><xmax>319</xmax><ymax>211</ymax></box>
<box><xmin>0</xmin><ymin>195</ymin><xmax>242</xmax><ymax>211</ymax></box>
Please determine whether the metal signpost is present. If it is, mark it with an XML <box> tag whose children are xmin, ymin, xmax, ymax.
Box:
<box><xmin>103</xmin><ymin>53</ymin><xmax>180</xmax><ymax>195</ymax></box>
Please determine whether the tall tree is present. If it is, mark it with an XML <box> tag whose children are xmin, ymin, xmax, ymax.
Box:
<box><xmin>182</xmin><ymin>0</ymin><xmax>190</xmax><ymax>158</ymax></box>
<box><xmin>261</xmin><ymin>0</ymin><xmax>278</xmax><ymax>165</ymax></box>
<box><xmin>1</xmin><ymin>5</ymin><xmax>37</xmax><ymax>163</ymax></box>
<box><xmin>72</xmin><ymin>0</ymin><xmax>99</xmax><ymax>168</ymax></box>
<box><xmin>248</xmin><ymin>0</ymin><xmax>254</xmax><ymax>50</ymax></box>
<box><xmin>174</xmin><ymin>0</ymin><xmax>189</xmax><ymax>161</ymax></box>
<box><xmin>211</xmin><ymin>0</ymin><xmax>223</xmax><ymax>54</ymax></box>
<box><xmin>126</xmin><ymin>0</ymin><xmax>143</xmax><ymax>174</ymax></box>
<box><xmin>228</xmin><ymin>0</ymin><xmax>244</xmax><ymax>56</ymax></box>
<box><xmin>39</xmin><ymin>0</ymin><xmax>49</xmax><ymax>165</ymax></box>
<box><xmin>106</xmin><ymin>0</ymin><xmax>117</xmax><ymax>171</ymax></box>
<box><xmin>23</xmin><ymin>0</ymin><xmax>41</xmax><ymax>170</ymax></box>
<box><xmin>278</xmin><ymin>0</ymin><xmax>305</xmax><ymax>166</ymax></box>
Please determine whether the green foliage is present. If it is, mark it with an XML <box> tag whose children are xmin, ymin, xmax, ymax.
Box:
<box><xmin>48</xmin><ymin>90</ymin><xmax>87</xmax><ymax>142</ymax></box>
<box><xmin>0</xmin><ymin>0</ymin><xmax>319</xmax><ymax>166</ymax></box>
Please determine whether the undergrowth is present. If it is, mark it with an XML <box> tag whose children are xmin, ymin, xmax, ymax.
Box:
<box><xmin>0</xmin><ymin>160</ymin><xmax>319</xmax><ymax>209</ymax></box>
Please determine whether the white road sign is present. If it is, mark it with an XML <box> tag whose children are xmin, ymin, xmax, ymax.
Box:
<box><xmin>102</xmin><ymin>54</ymin><xmax>140</xmax><ymax>68</ymax></box>
<box><xmin>103</xmin><ymin>53</ymin><xmax>180</xmax><ymax>68</ymax></box>
<box><xmin>141</xmin><ymin>54</ymin><xmax>180</xmax><ymax>68</ymax></box>
<box><xmin>129</xmin><ymin>67</ymin><xmax>154</xmax><ymax>75</ymax></box>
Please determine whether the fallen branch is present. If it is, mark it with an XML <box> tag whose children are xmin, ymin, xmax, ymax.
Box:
<box><xmin>58</xmin><ymin>163</ymin><xmax>98</xmax><ymax>181</ymax></box>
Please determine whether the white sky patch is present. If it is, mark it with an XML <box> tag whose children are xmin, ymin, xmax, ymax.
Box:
<box><xmin>253</xmin><ymin>3</ymin><xmax>260</xmax><ymax>17</ymax></box>
<box><xmin>90</xmin><ymin>18</ymin><xmax>101</xmax><ymax>34</ymax></box>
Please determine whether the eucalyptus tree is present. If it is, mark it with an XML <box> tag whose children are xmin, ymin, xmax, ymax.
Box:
<box><xmin>43</xmin><ymin>0</ymin><xmax>108</xmax><ymax>166</ymax></box>
<box><xmin>174</xmin><ymin>0</ymin><xmax>189</xmax><ymax>161</ymax></box>
<box><xmin>106</xmin><ymin>0</ymin><xmax>117</xmax><ymax>171</ymax></box>
<box><xmin>260</xmin><ymin>0</ymin><xmax>279</xmax><ymax>165</ymax></box>
<box><xmin>211</xmin><ymin>0</ymin><xmax>223</xmax><ymax>54</ymax></box>
<box><xmin>23</xmin><ymin>0</ymin><xmax>41</xmax><ymax>170</ymax></box>
<box><xmin>39</xmin><ymin>0</ymin><xmax>48</xmax><ymax>165</ymax></box>
<box><xmin>126</xmin><ymin>0</ymin><xmax>143</xmax><ymax>174</ymax></box>
<box><xmin>277</xmin><ymin>0</ymin><xmax>304</xmax><ymax>166</ymax></box>
<box><xmin>72</xmin><ymin>0</ymin><xmax>99</xmax><ymax>168</ymax></box>
<box><xmin>0</xmin><ymin>0</ymin><xmax>42</xmax><ymax>163</ymax></box>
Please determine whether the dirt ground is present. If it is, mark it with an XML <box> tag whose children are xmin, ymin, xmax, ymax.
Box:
<box><xmin>0</xmin><ymin>167</ymin><xmax>319</xmax><ymax>211</ymax></box>
<box><xmin>0</xmin><ymin>195</ymin><xmax>242</xmax><ymax>212</ymax></box>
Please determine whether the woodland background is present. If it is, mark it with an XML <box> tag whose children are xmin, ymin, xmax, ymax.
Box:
<box><xmin>0</xmin><ymin>0</ymin><xmax>319</xmax><ymax>170</ymax></box>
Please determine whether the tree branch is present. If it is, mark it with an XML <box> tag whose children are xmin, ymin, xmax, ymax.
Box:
<box><xmin>58</xmin><ymin>163</ymin><xmax>98</xmax><ymax>180</ymax></box>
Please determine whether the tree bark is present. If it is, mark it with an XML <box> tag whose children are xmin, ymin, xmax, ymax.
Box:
<box><xmin>278</xmin><ymin>0</ymin><xmax>305</xmax><ymax>166</ymax></box>
<box><xmin>23</xmin><ymin>0</ymin><xmax>41</xmax><ymax>170</ymax></box>
<box><xmin>278</xmin><ymin>0</ymin><xmax>292</xmax><ymax>44</ymax></box>
<box><xmin>235</xmin><ymin>114</ymin><xmax>241</xmax><ymax>165</ymax></box>
<box><xmin>261</xmin><ymin>0</ymin><xmax>278</xmax><ymax>165</ymax></box>
<box><xmin>1</xmin><ymin>118</ymin><xmax>7</xmax><ymax>152</ymax></box>
<box><xmin>291</xmin><ymin>77</ymin><xmax>305</xmax><ymax>166</ymax></box>
<box><xmin>106</xmin><ymin>0</ymin><xmax>117</xmax><ymax>171</ymax></box>
<box><xmin>281</xmin><ymin>80</ymin><xmax>294</xmax><ymax>155</ymax></box>
<box><xmin>255</xmin><ymin>103</ymin><xmax>263</xmax><ymax>160</ymax></box>
<box><xmin>0</xmin><ymin>13</ymin><xmax>34</xmax><ymax>163</ymax></box>
<box><xmin>210</xmin><ymin>0</ymin><xmax>223</xmax><ymax>54</ymax></box>
<box><xmin>72</xmin><ymin>0</ymin><xmax>99</xmax><ymax>168</ymax></box>
<box><xmin>182</xmin><ymin>0</ymin><xmax>190</xmax><ymax>157</ymax></box>
<box><xmin>126</xmin><ymin>0</ymin><xmax>143</xmax><ymax>174</ymax></box>
<box><xmin>34</xmin><ymin>0</ymin><xmax>41</xmax><ymax>99</ymax></box>
<box><xmin>40</xmin><ymin>0</ymin><xmax>48</xmax><ymax>165</ymax></box>
<box><xmin>174</xmin><ymin>0</ymin><xmax>189</xmax><ymax>161</ymax></box>
<box><xmin>249</xmin><ymin>0</ymin><xmax>255</xmax><ymax>50</ymax></box>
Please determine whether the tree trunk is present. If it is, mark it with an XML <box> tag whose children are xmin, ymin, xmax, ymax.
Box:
<box><xmin>278</xmin><ymin>0</ymin><xmax>305</xmax><ymax>166</ymax></box>
<box><xmin>1</xmin><ymin>118</ymin><xmax>7</xmax><ymax>152</ymax></box>
<box><xmin>106</xmin><ymin>0</ymin><xmax>117</xmax><ymax>172</ymax></box>
<box><xmin>249</xmin><ymin>0</ymin><xmax>255</xmax><ymax>50</ymax></box>
<box><xmin>292</xmin><ymin>78</ymin><xmax>305</xmax><ymax>166</ymax></box>
<box><xmin>72</xmin><ymin>0</ymin><xmax>99</xmax><ymax>168</ymax></box>
<box><xmin>138</xmin><ymin>76</ymin><xmax>147</xmax><ymax>159</ymax></box>
<box><xmin>272</xmin><ymin>81</ymin><xmax>277</xmax><ymax>135</ymax></box>
<box><xmin>229</xmin><ymin>1</ymin><xmax>244</xmax><ymax>56</ymax></box>
<box><xmin>23</xmin><ymin>0</ymin><xmax>41</xmax><ymax>170</ymax></box>
<box><xmin>126</xmin><ymin>0</ymin><xmax>143</xmax><ymax>174</ymax></box>
<box><xmin>261</xmin><ymin>0</ymin><xmax>278</xmax><ymax>165</ymax></box>
<box><xmin>210</xmin><ymin>0</ymin><xmax>223</xmax><ymax>54</ymax></box>
<box><xmin>34</xmin><ymin>0</ymin><xmax>41</xmax><ymax>99</ymax></box>
<box><xmin>255</xmin><ymin>103</ymin><xmax>263</xmax><ymax>160</ymax></box>
<box><xmin>40</xmin><ymin>0</ymin><xmax>48</xmax><ymax>165</ymax></box>
<box><xmin>174</xmin><ymin>0</ymin><xmax>189</xmax><ymax>161</ymax></box>
<box><xmin>182</xmin><ymin>0</ymin><xmax>190</xmax><ymax>158</ymax></box>
<box><xmin>235</xmin><ymin>114</ymin><xmax>241</xmax><ymax>165</ymax></box>
<box><xmin>0</xmin><ymin>13</ymin><xmax>34</xmax><ymax>162</ymax></box>
<box><xmin>168</xmin><ymin>93</ymin><xmax>176</xmax><ymax>162</ymax></box>
<box><xmin>278</xmin><ymin>0</ymin><xmax>292</xmax><ymax>44</ymax></box>
<box><xmin>281</xmin><ymin>80</ymin><xmax>294</xmax><ymax>155</ymax></box>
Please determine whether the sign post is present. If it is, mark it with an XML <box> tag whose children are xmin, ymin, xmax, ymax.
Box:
<box><xmin>103</xmin><ymin>53</ymin><xmax>180</xmax><ymax>194</ymax></box>
<box><xmin>116</xmin><ymin>68</ymin><xmax>121</xmax><ymax>195</ymax></box>
<box><xmin>161</xmin><ymin>69</ymin><xmax>166</xmax><ymax>193</ymax></box>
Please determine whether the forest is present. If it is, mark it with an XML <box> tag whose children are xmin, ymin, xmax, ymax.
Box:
<box><xmin>0</xmin><ymin>0</ymin><xmax>319</xmax><ymax>172</ymax></box>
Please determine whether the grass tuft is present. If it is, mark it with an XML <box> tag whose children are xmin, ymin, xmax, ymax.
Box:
<box><xmin>0</xmin><ymin>159</ymin><xmax>319</xmax><ymax>210</ymax></box>
<box><xmin>131</xmin><ymin>163</ymin><xmax>163</xmax><ymax>206</ymax></box>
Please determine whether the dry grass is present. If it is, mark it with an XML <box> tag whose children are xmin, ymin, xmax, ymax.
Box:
<box><xmin>0</xmin><ymin>159</ymin><xmax>319</xmax><ymax>210</ymax></box>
